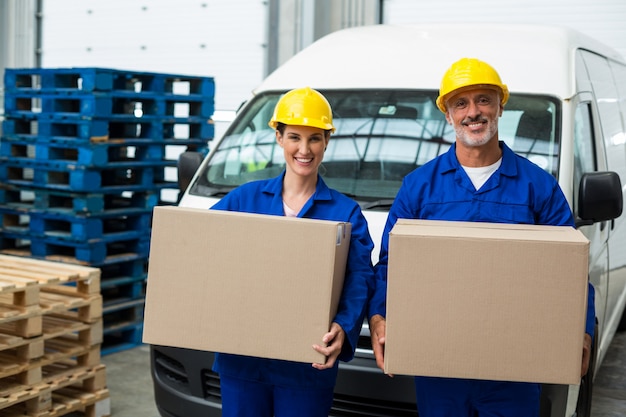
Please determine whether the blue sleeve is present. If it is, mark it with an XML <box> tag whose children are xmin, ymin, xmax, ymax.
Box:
<box><xmin>537</xmin><ymin>182</ymin><xmax>595</xmax><ymax>339</ymax></box>
<box><xmin>586</xmin><ymin>282</ymin><xmax>596</xmax><ymax>339</ymax></box>
<box><xmin>536</xmin><ymin>180</ymin><xmax>577</xmax><ymax>228</ymax></box>
<box><xmin>333</xmin><ymin>207</ymin><xmax>376</xmax><ymax>362</ymax></box>
<box><xmin>210</xmin><ymin>188</ymin><xmax>239</xmax><ymax>211</ymax></box>
<box><xmin>368</xmin><ymin>177</ymin><xmax>415</xmax><ymax>320</ymax></box>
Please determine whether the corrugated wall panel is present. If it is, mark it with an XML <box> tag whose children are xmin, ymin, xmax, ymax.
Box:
<box><xmin>383</xmin><ymin>0</ymin><xmax>626</xmax><ymax>58</ymax></box>
<box><xmin>41</xmin><ymin>0</ymin><xmax>267</xmax><ymax>112</ymax></box>
<box><xmin>0</xmin><ymin>0</ymin><xmax>39</xmax><ymax>123</ymax></box>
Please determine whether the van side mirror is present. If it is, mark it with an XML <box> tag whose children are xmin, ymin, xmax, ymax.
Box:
<box><xmin>577</xmin><ymin>171</ymin><xmax>623</xmax><ymax>227</ymax></box>
<box><xmin>177</xmin><ymin>151</ymin><xmax>204</xmax><ymax>193</ymax></box>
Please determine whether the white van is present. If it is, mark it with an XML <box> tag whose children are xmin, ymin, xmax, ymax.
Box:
<box><xmin>150</xmin><ymin>23</ymin><xmax>626</xmax><ymax>417</ymax></box>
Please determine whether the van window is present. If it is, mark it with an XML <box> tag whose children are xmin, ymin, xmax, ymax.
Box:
<box><xmin>573</xmin><ymin>103</ymin><xmax>597</xmax><ymax>214</ymax></box>
<box><xmin>610</xmin><ymin>61</ymin><xmax>626</xmax><ymax>134</ymax></box>
<box><xmin>581</xmin><ymin>51</ymin><xmax>626</xmax><ymax>180</ymax></box>
<box><xmin>190</xmin><ymin>90</ymin><xmax>560</xmax><ymax>204</ymax></box>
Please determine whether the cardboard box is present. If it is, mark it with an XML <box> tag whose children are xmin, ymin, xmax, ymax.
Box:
<box><xmin>384</xmin><ymin>219</ymin><xmax>589</xmax><ymax>384</ymax></box>
<box><xmin>142</xmin><ymin>206</ymin><xmax>351</xmax><ymax>364</ymax></box>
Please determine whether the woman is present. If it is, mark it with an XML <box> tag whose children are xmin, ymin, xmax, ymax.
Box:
<box><xmin>211</xmin><ymin>87</ymin><xmax>375</xmax><ymax>417</ymax></box>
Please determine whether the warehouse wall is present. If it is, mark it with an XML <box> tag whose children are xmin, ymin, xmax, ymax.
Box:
<box><xmin>267</xmin><ymin>0</ymin><xmax>380</xmax><ymax>72</ymax></box>
<box><xmin>5</xmin><ymin>0</ymin><xmax>626</xmax><ymax>132</ymax></box>
<box><xmin>383</xmin><ymin>0</ymin><xmax>626</xmax><ymax>59</ymax></box>
<box><xmin>0</xmin><ymin>0</ymin><xmax>40</xmax><ymax>119</ymax></box>
<box><xmin>39</xmin><ymin>1</ymin><xmax>266</xmax><ymax>116</ymax></box>
<box><xmin>39</xmin><ymin>0</ymin><xmax>379</xmax><ymax>136</ymax></box>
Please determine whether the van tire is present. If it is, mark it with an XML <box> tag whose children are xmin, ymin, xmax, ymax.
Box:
<box><xmin>575</xmin><ymin>322</ymin><xmax>598</xmax><ymax>417</ymax></box>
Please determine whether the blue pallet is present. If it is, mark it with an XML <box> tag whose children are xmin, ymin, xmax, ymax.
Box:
<box><xmin>101</xmin><ymin>278</ymin><xmax>146</xmax><ymax>306</ymax></box>
<box><xmin>101</xmin><ymin>272</ymin><xmax>146</xmax><ymax>292</ymax></box>
<box><xmin>32</xmin><ymin>210</ymin><xmax>152</xmax><ymax>241</ymax></box>
<box><xmin>2</xmin><ymin>115</ymin><xmax>215</xmax><ymax>143</ymax></box>
<box><xmin>0</xmin><ymin>232</ymin><xmax>151</xmax><ymax>263</ymax></box>
<box><xmin>102</xmin><ymin>297</ymin><xmax>145</xmax><ymax>354</ymax></box>
<box><xmin>101</xmin><ymin>340</ymin><xmax>143</xmax><ymax>356</ymax></box>
<box><xmin>101</xmin><ymin>322</ymin><xmax>144</xmax><ymax>356</ymax></box>
<box><xmin>0</xmin><ymin>207</ymin><xmax>30</xmax><ymax>235</ymax></box>
<box><xmin>3</xmin><ymin>117</ymin><xmax>154</xmax><ymax>142</ymax></box>
<box><xmin>0</xmin><ymin>186</ymin><xmax>165</xmax><ymax>215</ymax></box>
<box><xmin>99</xmin><ymin>256</ymin><xmax>147</xmax><ymax>281</ymax></box>
<box><xmin>4</xmin><ymin>91</ymin><xmax>215</xmax><ymax>119</ymax></box>
<box><xmin>0</xmin><ymin>161</ymin><xmax>178</xmax><ymax>192</ymax></box>
<box><xmin>0</xmin><ymin>138</ymin><xmax>206</xmax><ymax>168</ymax></box>
<box><xmin>0</xmin><ymin>243</ymin><xmax>150</xmax><ymax>267</ymax></box>
<box><xmin>0</xmin><ymin>207</ymin><xmax>152</xmax><ymax>242</ymax></box>
<box><xmin>4</xmin><ymin>67</ymin><xmax>215</xmax><ymax>96</ymax></box>
<box><xmin>103</xmin><ymin>297</ymin><xmax>144</xmax><ymax>322</ymax></box>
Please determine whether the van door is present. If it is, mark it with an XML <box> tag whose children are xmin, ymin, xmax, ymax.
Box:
<box><xmin>605</xmin><ymin>60</ymin><xmax>626</xmax><ymax>335</ymax></box>
<box><xmin>572</xmin><ymin>94</ymin><xmax>609</xmax><ymax>348</ymax></box>
<box><xmin>578</xmin><ymin>49</ymin><xmax>626</xmax><ymax>362</ymax></box>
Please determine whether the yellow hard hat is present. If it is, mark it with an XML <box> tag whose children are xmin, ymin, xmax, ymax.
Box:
<box><xmin>268</xmin><ymin>87</ymin><xmax>335</xmax><ymax>132</ymax></box>
<box><xmin>436</xmin><ymin>58</ymin><xmax>509</xmax><ymax>113</ymax></box>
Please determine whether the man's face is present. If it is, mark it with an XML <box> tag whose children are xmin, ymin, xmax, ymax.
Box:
<box><xmin>444</xmin><ymin>87</ymin><xmax>503</xmax><ymax>148</ymax></box>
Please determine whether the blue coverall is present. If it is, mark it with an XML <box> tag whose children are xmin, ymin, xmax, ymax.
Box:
<box><xmin>369</xmin><ymin>141</ymin><xmax>596</xmax><ymax>417</ymax></box>
<box><xmin>211</xmin><ymin>172</ymin><xmax>375</xmax><ymax>417</ymax></box>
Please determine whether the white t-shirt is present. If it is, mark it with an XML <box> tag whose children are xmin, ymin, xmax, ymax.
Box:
<box><xmin>462</xmin><ymin>158</ymin><xmax>502</xmax><ymax>190</ymax></box>
<box><xmin>283</xmin><ymin>201</ymin><xmax>298</xmax><ymax>217</ymax></box>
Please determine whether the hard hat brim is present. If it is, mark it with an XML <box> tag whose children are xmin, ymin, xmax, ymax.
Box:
<box><xmin>437</xmin><ymin>83</ymin><xmax>509</xmax><ymax>113</ymax></box>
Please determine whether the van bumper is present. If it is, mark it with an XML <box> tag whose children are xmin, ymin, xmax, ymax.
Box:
<box><xmin>151</xmin><ymin>345</ymin><xmax>571</xmax><ymax>417</ymax></box>
<box><xmin>150</xmin><ymin>345</ymin><xmax>221</xmax><ymax>417</ymax></box>
<box><xmin>332</xmin><ymin>355</ymin><xmax>418</xmax><ymax>416</ymax></box>
<box><xmin>151</xmin><ymin>345</ymin><xmax>417</xmax><ymax>417</ymax></box>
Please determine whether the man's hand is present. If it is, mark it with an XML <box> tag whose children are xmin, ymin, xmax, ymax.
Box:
<box><xmin>369</xmin><ymin>314</ymin><xmax>391</xmax><ymax>375</ymax></box>
<box><xmin>581</xmin><ymin>333</ymin><xmax>592</xmax><ymax>377</ymax></box>
<box><xmin>312</xmin><ymin>322</ymin><xmax>345</xmax><ymax>370</ymax></box>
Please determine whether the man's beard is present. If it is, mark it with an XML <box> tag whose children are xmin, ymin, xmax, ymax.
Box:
<box><xmin>454</xmin><ymin>116</ymin><xmax>498</xmax><ymax>148</ymax></box>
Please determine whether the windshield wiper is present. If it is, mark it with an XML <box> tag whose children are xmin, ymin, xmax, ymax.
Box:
<box><xmin>361</xmin><ymin>199</ymin><xmax>395</xmax><ymax>210</ymax></box>
<box><xmin>190</xmin><ymin>184</ymin><xmax>234</xmax><ymax>198</ymax></box>
<box><xmin>207</xmin><ymin>190</ymin><xmax>230</xmax><ymax>198</ymax></box>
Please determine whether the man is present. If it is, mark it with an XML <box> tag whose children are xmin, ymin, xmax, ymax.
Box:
<box><xmin>367</xmin><ymin>57</ymin><xmax>594</xmax><ymax>416</ymax></box>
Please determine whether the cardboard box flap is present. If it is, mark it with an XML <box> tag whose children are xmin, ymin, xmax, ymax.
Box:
<box><xmin>393</xmin><ymin>218</ymin><xmax>590</xmax><ymax>245</ymax></box>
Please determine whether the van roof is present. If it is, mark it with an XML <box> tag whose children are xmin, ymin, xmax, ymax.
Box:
<box><xmin>255</xmin><ymin>23</ymin><xmax>624</xmax><ymax>100</ymax></box>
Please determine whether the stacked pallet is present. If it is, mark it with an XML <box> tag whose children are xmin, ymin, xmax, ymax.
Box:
<box><xmin>0</xmin><ymin>255</ymin><xmax>108</xmax><ymax>417</ymax></box>
<box><xmin>0</xmin><ymin>67</ymin><xmax>215</xmax><ymax>354</ymax></box>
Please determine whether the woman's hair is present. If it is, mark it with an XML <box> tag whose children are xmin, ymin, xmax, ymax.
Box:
<box><xmin>276</xmin><ymin>122</ymin><xmax>331</xmax><ymax>138</ymax></box>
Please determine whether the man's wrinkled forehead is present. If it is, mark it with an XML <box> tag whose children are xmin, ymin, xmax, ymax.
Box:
<box><xmin>445</xmin><ymin>85</ymin><xmax>502</xmax><ymax>106</ymax></box>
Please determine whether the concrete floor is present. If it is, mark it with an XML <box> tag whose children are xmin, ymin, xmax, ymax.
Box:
<box><xmin>591</xmin><ymin>330</ymin><xmax>626</xmax><ymax>417</ymax></box>
<box><xmin>64</xmin><ymin>344</ymin><xmax>159</xmax><ymax>417</ymax></box>
<box><xmin>98</xmin><ymin>333</ymin><xmax>626</xmax><ymax>417</ymax></box>
<box><xmin>99</xmin><ymin>344</ymin><xmax>159</xmax><ymax>417</ymax></box>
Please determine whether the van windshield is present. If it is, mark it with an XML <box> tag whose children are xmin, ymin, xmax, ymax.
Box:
<box><xmin>190</xmin><ymin>90</ymin><xmax>560</xmax><ymax>205</ymax></box>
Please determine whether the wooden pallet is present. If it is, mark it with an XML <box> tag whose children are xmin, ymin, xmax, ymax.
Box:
<box><xmin>0</xmin><ymin>335</ymin><xmax>102</xmax><ymax>396</ymax></box>
<box><xmin>0</xmin><ymin>256</ymin><xmax>101</xmax><ymax>339</ymax></box>
<box><xmin>0</xmin><ymin>256</ymin><xmax>107</xmax><ymax>416</ymax></box>
<box><xmin>0</xmin><ymin>256</ymin><xmax>100</xmax><ymax>295</ymax></box>
<box><xmin>0</xmin><ymin>364</ymin><xmax>109</xmax><ymax>417</ymax></box>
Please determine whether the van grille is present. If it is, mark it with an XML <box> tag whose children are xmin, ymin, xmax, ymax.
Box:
<box><xmin>154</xmin><ymin>351</ymin><xmax>191</xmax><ymax>394</ymax></box>
<box><xmin>156</xmin><ymin>350</ymin><xmax>416</xmax><ymax>415</ymax></box>
<box><xmin>331</xmin><ymin>394</ymin><xmax>418</xmax><ymax>417</ymax></box>
<box><xmin>201</xmin><ymin>369</ymin><xmax>222</xmax><ymax>400</ymax></box>
<box><xmin>357</xmin><ymin>334</ymin><xmax>373</xmax><ymax>351</ymax></box>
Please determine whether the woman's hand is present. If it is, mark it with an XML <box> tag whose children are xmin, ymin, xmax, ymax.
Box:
<box><xmin>581</xmin><ymin>333</ymin><xmax>592</xmax><ymax>377</ymax></box>
<box><xmin>369</xmin><ymin>314</ymin><xmax>391</xmax><ymax>375</ymax></box>
<box><xmin>312</xmin><ymin>322</ymin><xmax>345</xmax><ymax>370</ymax></box>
